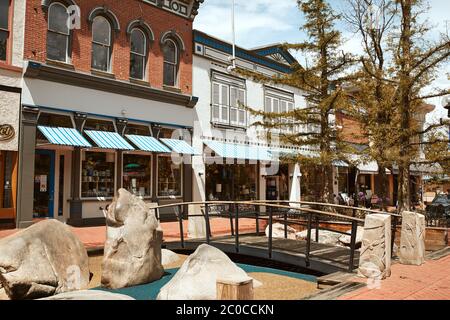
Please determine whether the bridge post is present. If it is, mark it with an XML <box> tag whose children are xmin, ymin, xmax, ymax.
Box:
<box><xmin>348</xmin><ymin>220</ymin><xmax>358</xmax><ymax>272</ymax></box>
<box><xmin>268</xmin><ymin>206</ymin><xmax>273</xmax><ymax>259</ymax></box>
<box><xmin>229</xmin><ymin>204</ymin><xmax>235</xmax><ymax>236</ymax></box>
<box><xmin>315</xmin><ymin>216</ymin><xmax>319</xmax><ymax>242</ymax></box>
<box><xmin>255</xmin><ymin>205</ymin><xmax>260</xmax><ymax>235</ymax></box>
<box><xmin>178</xmin><ymin>204</ymin><xmax>185</xmax><ymax>249</ymax></box>
<box><xmin>284</xmin><ymin>211</ymin><xmax>288</xmax><ymax>239</ymax></box>
<box><xmin>235</xmin><ymin>203</ymin><xmax>239</xmax><ymax>253</ymax></box>
<box><xmin>305</xmin><ymin>212</ymin><xmax>312</xmax><ymax>267</ymax></box>
<box><xmin>205</xmin><ymin>203</ymin><xmax>211</xmax><ymax>244</ymax></box>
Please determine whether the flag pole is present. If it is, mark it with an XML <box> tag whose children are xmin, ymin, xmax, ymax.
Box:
<box><xmin>228</xmin><ymin>0</ymin><xmax>236</xmax><ymax>72</ymax></box>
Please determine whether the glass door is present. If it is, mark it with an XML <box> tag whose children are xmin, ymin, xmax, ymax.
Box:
<box><xmin>33</xmin><ymin>150</ymin><xmax>55</xmax><ymax>218</ymax></box>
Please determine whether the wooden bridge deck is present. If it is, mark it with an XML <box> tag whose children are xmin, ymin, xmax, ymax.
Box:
<box><xmin>166</xmin><ymin>234</ymin><xmax>360</xmax><ymax>274</ymax></box>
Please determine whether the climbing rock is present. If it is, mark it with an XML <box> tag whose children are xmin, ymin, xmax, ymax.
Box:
<box><xmin>157</xmin><ymin>244</ymin><xmax>261</xmax><ymax>300</ymax></box>
<box><xmin>162</xmin><ymin>249</ymin><xmax>180</xmax><ymax>267</ymax></box>
<box><xmin>358</xmin><ymin>214</ymin><xmax>391</xmax><ymax>280</ymax></box>
<box><xmin>265</xmin><ymin>223</ymin><xmax>297</xmax><ymax>240</ymax></box>
<box><xmin>399</xmin><ymin>211</ymin><xmax>426</xmax><ymax>265</ymax></box>
<box><xmin>296</xmin><ymin>229</ymin><xmax>344</xmax><ymax>247</ymax></box>
<box><xmin>338</xmin><ymin>226</ymin><xmax>365</xmax><ymax>246</ymax></box>
<box><xmin>39</xmin><ymin>290</ymin><xmax>135</xmax><ymax>300</ymax></box>
<box><xmin>0</xmin><ymin>220</ymin><xmax>89</xmax><ymax>300</ymax></box>
<box><xmin>101</xmin><ymin>189</ymin><xmax>164</xmax><ymax>289</ymax></box>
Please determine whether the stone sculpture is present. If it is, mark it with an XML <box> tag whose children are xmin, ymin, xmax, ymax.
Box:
<box><xmin>358</xmin><ymin>214</ymin><xmax>391</xmax><ymax>279</ymax></box>
<box><xmin>399</xmin><ymin>211</ymin><xmax>426</xmax><ymax>265</ymax></box>
<box><xmin>0</xmin><ymin>220</ymin><xmax>89</xmax><ymax>300</ymax></box>
<box><xmin>265</xmin><ymin>223</ymin><xmax>297</xmax><ymax>240</ymax></box>
<box><xmin>39</xmin><ymin>290</ymin><xmax>135</xmax><ymax>300</ymax></box>
<box><xmin>101</xmin><ymin>189</ymin><xmax>164</xmax><ymax>289</ymax></box>
<box><xmin>157</xmin><ymin>244</ymin><xmax>261</xmax><ymax>300</ymax></box>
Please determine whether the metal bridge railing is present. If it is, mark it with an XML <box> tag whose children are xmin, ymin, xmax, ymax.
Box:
<box><xmin>152</xmin><ymin>200</ymin><xmax>399</xmax><ymax>273</ymax></box>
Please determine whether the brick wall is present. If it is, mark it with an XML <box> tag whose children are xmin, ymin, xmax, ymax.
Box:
<box><xmin>336</xmin><ymin>112</ymin><xmax>369</xmax><ymax>145</ymax></box>
<box><xmin>24</xmin><ymin>0</ymin><xmax>193</xmax><ymax>95</ymax></box>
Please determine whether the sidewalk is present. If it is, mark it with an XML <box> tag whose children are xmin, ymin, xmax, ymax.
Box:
<box><xmin>0</xmin><ymin>217</ymin><xmax>264</xmax><ymax>249</ymax></box>
<box><xmin>339</xmin><ymin>254</ymin><xmax>450</xmax><ymax>300</ymax></box>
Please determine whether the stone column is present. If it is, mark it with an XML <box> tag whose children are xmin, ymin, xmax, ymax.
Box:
<box><xmin>16</xmin><ymin>106</ymin><xmax>39</xmax><ymax>228</ymax></box>
<box><xmin>399</xmin><ymin>211</ymin><xmax>426</xmax><ymax>265</ymax></box>
<box><xmin>68</xmin><ymin>112</ymin><xmax>87</xmax><ymax>227</ymax></box>
<box><xmin>358</xmin><ymin>213</ymin><xmax>392</xmax><ymax>279</ymax></box>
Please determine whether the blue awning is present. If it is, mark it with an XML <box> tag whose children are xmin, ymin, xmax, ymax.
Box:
<box><xmin>38</xmin><ymin>126</ymin><xmax>92</xmax><ymax>147</ymax></box>
<box><xmin>126</xmin><ymin>135</ymin><xmax>171</xmax><ymax>153</ymax></box>
<box><xmin>85</xmin><ymin>130</ymin><xmax>134</xmax><ymax>150</ymax></box>
<box><xmin>161</xmin><ymin>139</ymin><xmax>198</xmax><ymax>155</ymax></box>
<box><xmin>204</xmin><ymin>140</ymin><xmax>273</xmax><ymax>161</ymax></box>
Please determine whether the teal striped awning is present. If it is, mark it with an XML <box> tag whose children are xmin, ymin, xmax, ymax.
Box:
<box><xmin>126</xmin><ymin>135</ymin><xmax>171</xmax><ymax>153</ymax></box>
<box><xmin>204</xmin><ymin>140</ymin><xmax>273</xmax><ymax>161</ymax></box>
<box><xmin>161</xmin><ymin>139</ymin><xmax>198</xmax><ymax>155</ymax></box>
<box><xmin>38</xmin><ymin>126</ymin><xmax>92</xmax><ymax>147</ymax></box>
<box><xmin>85</xmin><ymin>130</ymin><xmax>134</xmax><ymax>150</ymax></box>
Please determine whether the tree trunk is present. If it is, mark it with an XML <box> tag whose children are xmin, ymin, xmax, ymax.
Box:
<box><xmin>378</xmin><ymin>165</ymin><xmax>389</xmax><ymax>210</ymax></box>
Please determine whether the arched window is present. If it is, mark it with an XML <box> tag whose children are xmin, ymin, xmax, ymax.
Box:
<box><xmin>47</xmin><ymin>2</ymin><xmax>70</xmax><ymax>62</ymax></box>
<box><xmin>91</xmin><ymin>16</ymin><xmax>112</xmax><ymax>72</ymax></box>
<box><xmin>130</xmin><ymin>28</ymin><xmax>146</xmax><ymax>80</ymax></box>
<box><xmin>162</xmin><ymin>39</ymin><xmax>178</xmax><ymax>87</ymax></box>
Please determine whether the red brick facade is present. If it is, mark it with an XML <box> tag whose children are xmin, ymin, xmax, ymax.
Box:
<box><xmin>24</xmin><ymin>0</ymin><xmax>193</xmax><ymax>95</ymax></box>
<box><xmin>336</xmin><ymin>111</ymin><xmax>369</xmax><ymax>145</ymax></box>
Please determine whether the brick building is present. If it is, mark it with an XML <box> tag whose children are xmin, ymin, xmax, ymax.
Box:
<box><xmin>16</xmin><ymin>0</ymin><xmax>204</xmax><ymax>228</ymax></box>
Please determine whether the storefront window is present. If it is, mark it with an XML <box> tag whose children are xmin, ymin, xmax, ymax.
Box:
<box><xmin>123</xmin><ymin>153</ymin><xmax>151</xmax><ymax>197</ymax></box>
<box><xmin>125</xmin><ymin>124</ymin><xmax>151</xmax><ymax>136</ymax></box>
<box><xmin>206</xmin><ymin>163</ymin><xmax>257</xmax><ymax>201</ymax></box>
<box><xmin>300</xmin><ymin>165</ymin><xmax>322</xmax><ymax>202</ymax></box>
<box><xmin>157</xmin><ymin>155</ymin><xmax>182</xmax><ymax>197</ymax></box>
<box><xmin>81</xmin><ymin>151</ymin><xmax>115</xmax><ymax>198</ymax></box>
<box><xmin>84</xmin><ymin>119</ymin><xmax>115</xmax><ymax>132</ymax></box>
<box><xmin>0</xmin><ymin>151</ymin><xmax>16</xmax><ymax>210</ymax></box>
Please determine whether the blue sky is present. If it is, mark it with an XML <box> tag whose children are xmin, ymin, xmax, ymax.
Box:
<box><xmin>194</xmin><ymin>0</ymin><xmax>450</xmax><ymax>122</ymax></box>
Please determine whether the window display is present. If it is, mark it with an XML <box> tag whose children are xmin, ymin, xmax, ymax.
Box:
<box><xmin>123</xmin><ymin>154</ymin><xmax>151</xmax><ymax>197</ymax></box>
<box><xmin>157</xmin><ymin>155</ymin><xmax>182</xmax><ymax>197</ymax></box>
<box><xmin>81</xmin><ymin>151</ymin><xmax>115</xmax><ymax>198</ymax></box>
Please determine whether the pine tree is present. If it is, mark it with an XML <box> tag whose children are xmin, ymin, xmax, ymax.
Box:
<box><xmin>238</xmin><ymin>0</ymin><xmax>354</xmax><ymax>203</ymax></box>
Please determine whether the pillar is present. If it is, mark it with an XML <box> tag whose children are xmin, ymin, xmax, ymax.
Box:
<box><xmin>399</xmin><ymin>211</ymin><xmax>426</xmax><ymax>265</ymax></box>
<box><xmin>16</xmin><ymin>106</ymin><xmax>39</xmax><ymax>228</ymax></box>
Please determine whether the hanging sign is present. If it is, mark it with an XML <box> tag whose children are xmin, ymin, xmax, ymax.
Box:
<box><xmin>0</xmin><ymin>124</ymin><xmax>15</xmax><ymax>141</ymax></box>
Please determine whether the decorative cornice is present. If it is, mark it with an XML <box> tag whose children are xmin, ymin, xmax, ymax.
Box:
<box><xmin>87</xmin><ymin>6</ymin><xmax>121</xmax><ymax>32</ymax></box>
<box><xmin>126</xmin><ymin>19</ymin><xmax>155</xmax><ymax>42</ymax></box>
<box><xmin>160</xmin><ymin>30</ymin><xmax>186</xmax><ymax>52</ymax></box>
<box><xmin>24</xmin><ymin>62</ymin><xmax>198</xmax><ymax>109</ymax></box>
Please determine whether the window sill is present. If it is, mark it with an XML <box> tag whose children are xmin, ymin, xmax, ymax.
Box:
<box><xmin>91</xmin><ymin>69</ymin><xmax>116</xmax><ymax>80</ymax></box>
<box><xmin>211</xmin><ymin>122</ymin><xmax>248</xmax><ymax>131</ymax></box>
<box><xmin>0</xmin><ymin>62</ymin><xmax>22</xmax><ymax>73</ymax></box>
<box><xmin>46</xmin><ymin>59</ymin><xmax>75</xmax><ymax>70</ymax></box>
<box><xmin>163</xmin><ymin>85</ymin><xmax>182</xmax><ymax>93</ymax></box>
<box><xmin>129</xmin><ymin>78</ymin><xmax>150</xmax><ymax>87</ymax></box>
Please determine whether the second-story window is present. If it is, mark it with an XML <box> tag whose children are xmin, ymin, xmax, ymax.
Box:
<box><xmin>265</xmin><ymin>89</ymin><xmax>295</xmax><ymax>134</ymax></box>
<box><xmin>211</xmin><ymin>72</ymin><xmax>247</xmax><ymax>127</ymax></box>
<box><xmin>91</xmin><ymin>16</ymin><xmax>112</xmax><ymax>72</ymax></box>
<box><xmin>0</xmin><ymin>0</ymin><xmax>10</xmax><ymax>62</ymax></box>
<box><xmin>130</xmin><ymin>28</ymin><xmax>146</xmax><ymax>80</ymax></box>
<box><xmin>47</xmin><ymin>2</ymin><xmax>70</xmax><ymax>62</ymax></box>
<box><xmin>163</xmin><ymin>39</ymin><xmax>178</xmax><ymax>87</ymax></box>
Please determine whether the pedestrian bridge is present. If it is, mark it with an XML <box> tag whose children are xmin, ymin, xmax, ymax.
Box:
<box><xmin>154</xmin><ymin>201</ymin><xmax>401</xmax><ymax>275</ymax></box>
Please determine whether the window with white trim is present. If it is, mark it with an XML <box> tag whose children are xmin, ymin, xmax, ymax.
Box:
<box><xmin>130</xmin><ymin>28</ymin><xmax>147</xmax><ymax>80</ymax></box>
<box><xmin>91</xmin><ymin>16</ymin><xmax>112</xmax><ymax>72</ymax></box>
<box><xmin>0</xmin><ymin>0</ymin><xmax>10</xmax><ymax>62</ymax></box>
<box><xmin>265</xmin><ymin>89</ymin><xmax>295</xmax><ymax>134</ymax></box>
<box><xmin>211</xmin><ymin>73</ymin><xmax>246</xmax><ymax>127</ymax></box>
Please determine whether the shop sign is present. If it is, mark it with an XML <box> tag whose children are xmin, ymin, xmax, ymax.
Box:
<box><xmin>0</xmin><ymin>124</ymin><xmax>15</xmax><ymax>141</ymax></box>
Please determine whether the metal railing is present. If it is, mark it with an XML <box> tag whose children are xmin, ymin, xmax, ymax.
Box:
<box><xmin>151</xmin><ymin>200</ymin><xmax>398</xmax><ymax>273</ymax></box>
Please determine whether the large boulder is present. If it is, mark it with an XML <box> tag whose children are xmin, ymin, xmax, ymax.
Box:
<box><xmin>157</xmin><ymin>244</ymin><xmax>261</xmax><ymax>300</ymax></box>
<box><xmin>162</xmin><ymin>249</ymin><xmax>180</xmax><ymax>267</ymax></box>
<box><xmin>296</xmin><ymin>229</ymin><xmax>344</xmax><ymax>247</ymax></box>
<box><xmin>399</xmin><ymin>211</ymin><xmax>426</xmax><ymax>265</ymax></box>
<box><xmin>265</xmin><ymin>223</ymin><xmax>297</xmax><ymax>240</ymax></box>
<box><xmin>101</xmin><ymin>189</ymin><xmax>164</xmax><ymax>289</ymax></box>
<box><xmin>0</xmin><ymin>220</ymin><xmax>89</xmax><ymax>300</ymax></box>
<box><xmin>358</xmin><ymin>214</ymin><xmax>391</xmax><ymax>280</ymax></box>
<box><xmin>39</xmin><ymin>290</ymin><xmax>134</xmax><ymax>300</ymax></box>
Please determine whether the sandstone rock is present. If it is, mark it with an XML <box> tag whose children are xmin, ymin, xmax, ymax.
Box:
<box><xmin>338</xmin><ymin>226</ymin><xmax>365</xmax><ymax>246</ymax></box>
<box><xmin>101</xmin><ymin>189</ymin><xmax>164</xmax><ymax>289</ymax></box>
<box><xmin>0</xmin><ymin>220</ymin><xmax>89</xmax><ymax>300</ymax></box>
<box><xmin>358</xmin><ymin>214</ymin><xmax>391</xmax><ymax>279</ymax></box>
<box><xmin>265</xmin><ymin>223</ymin><xmax>297</xmax><ymax>240</ymax></box>
<box><xmin>188</xmin><ymin>204</ymin><xmax>207</xmax><ymax>239</ymax></box>
<box><xmin>399</xmin><ymin>211</ymin><xmax>426</xmax><ymax>265</ymax></box>
<box><xmin>157</xmin><ymin>244</ymin><xmax>261</xmax><ymax>300</ymax></box>
<box><xmin>162</xmin><ymin>249</ymin><xmax>180</xmax><ymax>267</ymax></box>
<box><xmin>296</xmin><ymin>229</ymin><xmax>345</xmax><ymax>247</ymax></box>
<box><xmin>40</xmin><ymin>290</ymin><xmax>134</xmax><ymax>300</ymax></box>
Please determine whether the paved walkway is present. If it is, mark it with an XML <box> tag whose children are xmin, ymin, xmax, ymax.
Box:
<box><xmin>339</xmin><ymin>254</ymin><xmax>450</xmax><ymax>300</ymax></box>
<box><xmin>0</xmin><ymin>218</ymin><xmax>265</xmax><ymax>249</ymax></box>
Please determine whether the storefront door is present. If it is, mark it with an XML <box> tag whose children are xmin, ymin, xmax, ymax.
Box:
<box><xmin>266</xmin><ymin>177</ymin><xmax>279</xmax><ymax>200</ymax></box>
<box><xmin>33</xmin><ymin>150</ymin><xmax>55</xmax><ymax>218</ymax></box>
